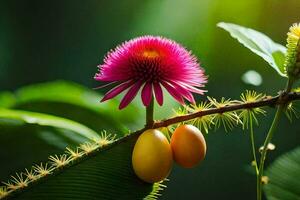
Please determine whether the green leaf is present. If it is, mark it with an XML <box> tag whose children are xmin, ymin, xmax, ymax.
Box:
<box><xmin>0</xmin><ymin>108</ymin><xmax>98</xmax><ymax>180</ymax></box>
<box><xmin>0</xmin><ymin>92</ymin><xmax>15</xmax><ymax>108</ymax></box>
<box><xmin>217</xmin><ymin>22</ymin><xmax>287</xmax><ymax>77</ymax></box>
<box><xmin>0</xmin><ymin>81</ymin><xmax>144</xmax><ymax>134</ymax></box>
<box><xmin>0</xmin><ymin>108</ymin><xmax>99</xmax><ymax>141</ymax></box>
<box><xmin>1</xmin><ymin>133</ymin><xmax>166</xmax><ymax>200</ymax></box>
<box><xmin>264</xmin><ymin>146</ymin><xmax>300</xmax><ymax>200</ymax></box>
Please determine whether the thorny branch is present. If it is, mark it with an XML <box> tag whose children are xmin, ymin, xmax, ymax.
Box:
<box><xmin>152</xmin><ymin>92</ymin><xmax>300</xmax><ymax>129</ymax></box>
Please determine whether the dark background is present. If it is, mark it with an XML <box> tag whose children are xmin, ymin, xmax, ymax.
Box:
<box><xmin>1</xmin><ymin>0</ymin><xmax>300</xmax><ymax>199</ymax></box>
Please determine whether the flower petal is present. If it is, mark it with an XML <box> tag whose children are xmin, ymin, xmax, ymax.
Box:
<box><xmin>177</xmin><ymin>81</ymin><xmax>207</xmax><ymax>94</ymax></box>
<box><xmin>100</xmin><ymin>80</ymin><xmax>134</xmax><ymax>102</ymax></box>
<box><xmin>93</xmin><ymin>81</ymin><xmax>118</xmax><ymax>90</ymax></box>
<box><xmin>119</xmin><ymin>81</ymin><xmax>143</xmax><ymax>109</ymax></box>
<box><xmin>161</xmin><ymin>81</ymin><xmax>184</xmax><ymax>105</ymax></box>
<box><xmin>168</xmin><ymin>81</ymin><xmax>195</xmax><ymax>104</ymax></box>
<box><xmin>153</xmin><ymin>82</ymin><xmax>163</xmax><ymax>106</ymax></box>
<box><xmin>181</xmin><ymin>90</ymin><xmax>195</xmax><ymax>104</ymax></box>
<box><xmin>141</xmin><ymin>82</ymin><xmax>153</xmax><ymax>106</ymax></box>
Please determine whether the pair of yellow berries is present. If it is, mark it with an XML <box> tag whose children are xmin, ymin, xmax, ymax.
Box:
<box><xmin>132</xmin><ymin>124</ymin><xmax>207</xmax><ymax>183</ymax></box>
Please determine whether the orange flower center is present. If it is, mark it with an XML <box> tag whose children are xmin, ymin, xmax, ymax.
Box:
<box><xmin>142</xmin><ymin>49</ymin><xmax>160</xmax><ymax>58</ymax></box>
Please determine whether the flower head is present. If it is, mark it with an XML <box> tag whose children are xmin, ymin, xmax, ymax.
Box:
<box><xmin>95</xmin><ymin>36</ymin><xmax>207</xmax><ymax>109</ymax></box>
<box><xmin>285</xmin><ymin>23</ymin><xmax>300</xmax><ymax>78</ymax></box>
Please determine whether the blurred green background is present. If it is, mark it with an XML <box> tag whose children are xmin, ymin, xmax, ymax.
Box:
<box><xmin>0</xmin><ymin>0</ymin><xmax>300</xmax><ymax>199</ymax></box>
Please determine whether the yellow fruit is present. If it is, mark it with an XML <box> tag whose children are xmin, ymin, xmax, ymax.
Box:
<box><xmin>132</xmin><ymin>129</ymin><xmax>173</xmax><ymax>183</ymax></box>
<box><xmin>170</xmin><ymin>124</ymin><xmax>206</xmax><ymax>168</ymax></box>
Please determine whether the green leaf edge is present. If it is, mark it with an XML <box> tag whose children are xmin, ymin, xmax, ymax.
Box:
<box><xmin>0</xmin><ymin>108</ymin><xmax>99</xmax><ymax>140</ymax></box>
<box><xmin>3</xmin><ymin>80</ymin><xmax>140</xmax><ymax>130</ymax></box>
<box><xmin>217</xmin><ymin>22</ymin><xmax>288</xmax><ymax>77</ymax></box>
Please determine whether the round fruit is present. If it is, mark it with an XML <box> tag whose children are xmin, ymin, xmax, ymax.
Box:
<box><xmin>132</xmin><ymin>129</ymin><xmax>173</xmax><ymax>183</ymax></box>
<box><xmin>170</xmin><ymin>124</ymin><xmax>206</xmax><ymax>168</ymax></box>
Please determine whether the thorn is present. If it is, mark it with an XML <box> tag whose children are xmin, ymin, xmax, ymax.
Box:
<box><xmin>24</xmin><ymin>168</ymin><xmax>37</xmax><ymax>181</ymax></box>
<box><xmin>65</xmin><ymin>147</ymin><xmax>83</xmax><ymax>160</ymax></box>
<box><xmin>0</xmin><ymin>186</ymin><xmax>8</xmax><ymax>198</ymax></box>
<box><xmin>80</xmin><ymin>142</ymin><xmax>98</xmax><ymax>154</ymax></box>
<box><xmin>93</xmin><ymin>132</ymin><xmax>116</xmax><ymax>147</ymax></box>
<box><xmin>33</xmin><ymin>163</ymin><xmax>54</xmax><ymax>177</ymax></box>
<box><xmin>49</xmin><ymin>154</ymin><xmax>71</xmax><ymax>168</ymax></box>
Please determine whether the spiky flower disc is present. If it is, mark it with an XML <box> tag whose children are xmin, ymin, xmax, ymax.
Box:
<box><xmin>95</xmin><ymin>36</ymin><xmax>207</xmax><ymax>109</ymax></box>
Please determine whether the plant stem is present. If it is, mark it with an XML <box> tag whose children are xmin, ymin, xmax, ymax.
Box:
<box><xmin>249</xmin><ymin>114</ymin><xmax>258</xmax><ymax>174</ymax></box>
<box><xmin>256</xmin><ymin>78</ymin><xmax>294</xmax><ymax>200</ymax></box>
<box><xmin>286</xmin><ymin>77</ymin><xmax>294</xmax><ymax>92</ymax></box>
<box><xmin>257</xmin><ymin>105</ymin><xmax>284</xmax><ymax>200</ymax></box>
<box><xmin>146</xmin><ymin>98</ymin><xmax>154</xmax><ymax>128</ymax></box>
<box><xmin>248</xmin><ymin>113</ymin><xmax>260</xmax><ymax>199</ymax></box>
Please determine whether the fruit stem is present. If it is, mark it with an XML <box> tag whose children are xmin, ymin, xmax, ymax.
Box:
<box><xmin>146</xmin><ymin>98</ymin><xmax>154</xmax><ymax>128</ymax></box>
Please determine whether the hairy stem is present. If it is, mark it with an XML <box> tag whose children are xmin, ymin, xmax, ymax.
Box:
<box><xmin>153</xmin><ymin>92</ymin><xmax>300</xmax><ymax>129</ymax></box>
<box><xmin>146</xmin><ymin>98</ymin><xmax>154</xmax><ymax>128</ymax></box>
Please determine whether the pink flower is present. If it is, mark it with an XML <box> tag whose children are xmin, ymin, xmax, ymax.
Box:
<box><xmin>95</xmin><ymin>36</ymin><xmax>207</xmax><ymax>109</ymax></box>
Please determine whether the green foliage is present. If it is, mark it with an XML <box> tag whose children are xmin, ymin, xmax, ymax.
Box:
<box><xmin>0</xmin><ymin>81</ymin><xmax>144</xmax><ymax>134</ymax></box>
<box><xmin>218</xmin><ymin>22</ymin><xmax>287</xmax><ymax>77</ymax></box>
<box><xmin>0</xmin><ymin>92</ymin><xmax>15</xmax><ymax>108</ymax></box>
<box><xmin>0</xmin><ymin>108</ymin><xmax>99</xmax><ymax>140</ymax></box>
<box><xmin>264</xmin><ymin>147</ymin><xmax>300</xmax><ymax>200</ymax></box>
<box><xmin>0</xmin><ymin>108</ymin><xmax>98</xmax><ymax>181</ymax></box>
<box><xmin>0</xmin><ymin>133</ymin><xmax>165</xmax><ymax>200</ymax></box>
